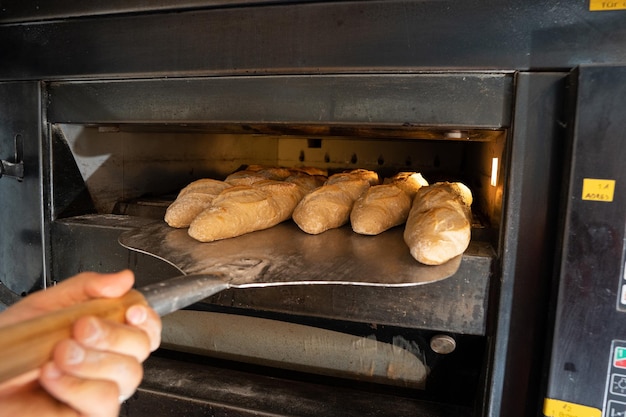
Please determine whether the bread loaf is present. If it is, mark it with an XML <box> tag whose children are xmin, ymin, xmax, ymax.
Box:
<box><xmin>225</xmin><ymin>166</ymin><xmax>293</xmax><ymax>186</ymax></box>
<box><xmin>164</xmin><ymin>179</ymin><xmax>231</xmax><ymax>228</ymax></box>
<box><xmin>289</xmin><ymin>166</ymin><xmax>329</xmax><ymax>177</ymax></box>
<box><xmin>285</xmin><ymin>173</ymin><xmax>327</xmax><ymax>194</ymax></box>
<box><xmin>383</xmin><ymin>172</ymin><xmax>429</xmax><ymax>199</ymax></box>
<box><xmin>351</xmin><ymin>172</ymin><xmax>429</xmax><ymax>235</ymax></box>
<box><xmin>188</xmin><ymin>174</ymin><xmax>323</xmax><ymax>242</ymax></box>
<box><xmin>350</xmin><ymin>185</ymin><xmax>409</xmax><ymax>235</ymax></box>
<box><xmin>177</xmin><ymin>178</ymin><xmax>231</xmax><ymax>198</ymax></box>
<box><xmin>403</xmin><ymin>182</ymin><xmax>472</xmax><ymax>265</ymax></box>
<box><xmin>325</xmin><ymin>169</ymin><xmax>379</xmax><ymax>186</ymax></box>
<box><xmin>293</xmin><ymin>170</ymin><xmax>379</xmax><ymax>235</ymax></box>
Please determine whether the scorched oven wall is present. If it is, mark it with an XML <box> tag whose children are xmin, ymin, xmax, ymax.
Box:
<box><xmin>1</xmin><ymin>1</ymin><xmax>626</xmax><ymax>416</ymax></box>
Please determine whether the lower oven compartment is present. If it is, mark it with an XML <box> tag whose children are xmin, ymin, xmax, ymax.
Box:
<box><xmin>41</xmin><ymin>73</ymin><xmax>512</xmax><ymax>415</ymax></box>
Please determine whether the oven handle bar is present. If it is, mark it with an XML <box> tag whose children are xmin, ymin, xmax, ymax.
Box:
<box><xmin>0</xmin><ymin>273</ymin><xmax>230</xmax><ymax>383</ymax></box>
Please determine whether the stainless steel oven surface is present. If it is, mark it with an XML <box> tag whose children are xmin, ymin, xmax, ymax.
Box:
<box><xmin>1</xmin><ymin>2</ymin><xmax>626</xmax><ymax>416</ymax></box>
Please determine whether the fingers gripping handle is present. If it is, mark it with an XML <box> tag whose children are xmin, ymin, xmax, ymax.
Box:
<box><xmin>0</xmin><ymin>290</ymin><xmax>147</xmax><ymax>384</ymax></box>
<box><xmin>0</xmin><ymin>274</ymin><xmax>230</xmax><ymax>384</ymax></box>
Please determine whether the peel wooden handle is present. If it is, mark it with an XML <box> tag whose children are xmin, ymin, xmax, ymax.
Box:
<box><xmin>0</xmin><ymin>289</ymin><xmax>148</xmax><ymax>383</ymax></box>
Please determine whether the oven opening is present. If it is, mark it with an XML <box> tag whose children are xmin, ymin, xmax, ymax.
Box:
<box><xmin>51</xmin><ymin>123</ymin><xmax>505</xmax><ymax>237</ymax></box>
<box><xmin>48</xmin><ymin>121</ymin><xmax>505</xmax><ymax>409</ymax></box>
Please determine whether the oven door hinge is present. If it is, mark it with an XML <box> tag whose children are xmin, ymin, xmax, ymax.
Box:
<box><xmin>0</xmin><ymin>134</ymin><xmax>24</xmax><ymax>181</ymax></box>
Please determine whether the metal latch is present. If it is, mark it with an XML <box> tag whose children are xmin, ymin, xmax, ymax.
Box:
<box><xmin>0</xmin><ymin>134</ymin><xmax>24</xmax><ymax>181</ymax></box>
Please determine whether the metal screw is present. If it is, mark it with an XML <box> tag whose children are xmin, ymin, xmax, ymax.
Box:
<box><xmin>430</xmin><ymin>334</ymin><xmax>456</xmax><ymax>354</ymax></box>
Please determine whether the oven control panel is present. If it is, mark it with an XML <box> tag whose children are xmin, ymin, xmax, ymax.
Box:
<box><xmin>603</xmin><ymin>341</ymin><xmax>626</xmax><ymax>417</ymax></box>
<box><xmin>544</xmin><ymin>66</ymin><xmax>626</xmax><ymax>417</ymax></box>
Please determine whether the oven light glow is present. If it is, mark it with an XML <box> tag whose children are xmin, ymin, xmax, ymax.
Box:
<box><xmin>490</xmin><ymin>157</ymin><xmax>499</xmax><ymax>187</ymax></box>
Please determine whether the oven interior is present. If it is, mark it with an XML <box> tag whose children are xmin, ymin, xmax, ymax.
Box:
<box><xmin>52</xmin><ymin>123</ymin><xmax>504</xmax><ymax>227</ymax></box>
<box><xmin>48</xmin><ymin>119</ymin><xmax>506</xmax><ymax>411</ymax></box>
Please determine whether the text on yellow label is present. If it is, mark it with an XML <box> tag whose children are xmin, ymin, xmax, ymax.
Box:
<box><xmin>582</xmin><ymin>178</ymin><xmax>616</xmax><ymax>202</ymax></box>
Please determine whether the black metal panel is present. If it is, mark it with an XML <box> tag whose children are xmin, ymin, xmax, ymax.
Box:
<box><xmin>0</xmin><ymin>0</ymin><xmax>301</xmax><ymax>23</ymax></box>
<box><xmin>46</xmin><ymin>74</ymin><xmax>513</xmax><ymax>128</ymax></box>
<box><xmin>486</xmin><ymin>72</ymin><xmax>567</xmax><ymax>417</ymax></box>
<box><xmin>1</xmin><ymin>1</ymin><xmax>626</xmax><ymax>81</ymax></box>
<box><xmin>545</xmin><ymin>66</ymin><xmax>626</xmax><ymax>413</ymax></box>
<box><xmin>0</xmin><ymin>82</ymin><xmax>44</xmax><ymax>298</ymax></box>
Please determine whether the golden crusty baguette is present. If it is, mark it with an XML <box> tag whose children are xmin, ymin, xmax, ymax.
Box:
<box><xmin>188</xmin><ymin>175</ymin><xmax>323</xmax><ymax>242</ymax></box>
<box><xmin>351</xmin><ymin>172</ymin><xmax>429</xmax><ymax>235</ymax></box>
<box><xmin>325</xmin><ymin>169</ymin><xmax>379</xmax><ymax>186</ymax></box>
<box><xmin>164</xmin><ymin>179</ymin><xmax>231</xmax><ymax>228</ymax></box>
<box><xmin>188</xmin><ymin>183</ymin><xmax>295</xmax><ymax>242</ymax></box>
<box><xmin>177</xmin><ymin>178</ymin><xmax>231</xmax><ymax>198</ymax></box>
<box><xmin>383</xmin><ymin>172</ymin><xmax>429</xmax><ymax>199</ymax></box>
<box><xmin>289</xmin><ymin>166</ymin><xmax>329</xmax><ymax>177</ymax></box>
<box><xmin>292</xmin><ymin>169</ymin><xmax>379</xmax><ymax>235</ymax></box>
<box><xmin>225</xmin><ymin>167</ymin><xmax>329</xmax><ymax>186</ymax></box>
<box><xmin>165</xmin><ymin>193</ymin><xmax>219</xmax><ymax>229</ymax></box>
<box><xmin>403</xmin><ymin>182</ymin><xmax>473</xmax><ymax>265</ymax></box>
<box><xmin>225</xmin><ymin>166</ymin><xmax>293</xmax><ymax>186</ymax></box>
<box><xmin>284</xmin><ymin>173</ymin><xmax>327</xmax><ymax>194</ymax></box>
<box><xmin>351</xmin><ymin>185</ymin><xmax>410</xmax><ymax>235</ymax></box>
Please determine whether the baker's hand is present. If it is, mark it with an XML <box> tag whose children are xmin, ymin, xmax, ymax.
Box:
<box><xmin>0</xmin><ymin>270</ymin><xmax>162</xmax><ymax>417</ymax></box>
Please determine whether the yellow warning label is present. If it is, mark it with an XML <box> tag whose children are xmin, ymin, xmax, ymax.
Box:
<box><xmin>543</xmin><ymin>398</ymin><xmax>601</xmax><ymax>417</ymax></box>
<box><xmin>582</xmin><ymin>178</ymin><xmax>616</xmax><ymax>202</ymax></box>
<box><xmin>590</xmin><ymin>0</ymin><xmax>626</xmax><ymax>10</ymax></box>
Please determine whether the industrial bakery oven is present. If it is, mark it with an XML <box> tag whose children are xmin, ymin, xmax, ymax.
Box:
<box><xmin>1</xmin><ymin>1</ymin><xmax>626</xmax><ymax>417</ymax></box>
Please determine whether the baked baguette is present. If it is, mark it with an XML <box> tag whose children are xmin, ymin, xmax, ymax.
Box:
<box><xmin>164</xmin><ymin>179</ymin><xmax>231</xmax><ymax>228</ymax></box>
<box><xmin>177</xmin><ymin>178</ymin><xmax>231</xmax><ymax>197</ymax></box>
<box><xmin>351</xmin><ymin>172</ymin><xmax>429</xmax><ymax>235</ymax></box>
<box><xmin>289</xmin><ymin>166</ymin><xmax>329</xmax><ymax>177</ymax></box>
<box><xmin>293</xmin><ymin>170</ymin><xmax>379</xmax><ymax>235</ymax></box>
<box><xmin>403</xmin><ymin>182</ymin><xmax>473</xmax><ymax>265</ymax></box>
<box><xmin>383</xmin><ymin>172</ymin><xmax>429</xmax><ymax>199</ymax></box>
<box><xmin>285</xmin><ymin>173</ymin><xmax>327</xmax><ymax>194</ymax></box>
<box><xmin>351</xmin><ymin>185</ymin><xmax>410</xmax><ymax>235</ymax></box>
<box><xmin>188</xmin><ymin>175</ymin><xmax>322</xmax><ymax>242</ymax></box>
<box><xmin>225</xmin><ymin>166</ymin><xmax>293</xmax><ymax>186</ymax></box>
<box><xmin>325</xmin><ymin>169</ymin><xmax>379</xmax><ymax>186</ymax></box>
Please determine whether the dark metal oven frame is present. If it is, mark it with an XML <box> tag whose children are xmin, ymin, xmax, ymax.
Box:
<box><xmin>1</xmin><ymin>2</ymin><xmax>626</xmax><ymax>416</ymax></box>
